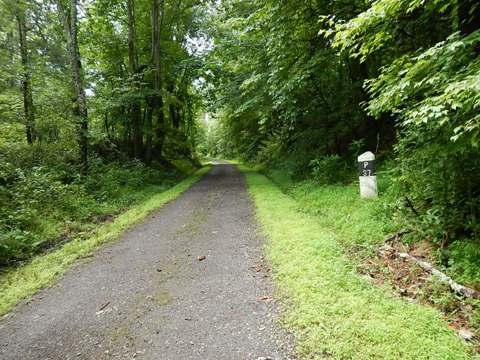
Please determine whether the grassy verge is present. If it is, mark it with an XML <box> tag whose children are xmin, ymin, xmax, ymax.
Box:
<box><xmin>264</xmin><ymin>168</ymin><xmax>395</xmax><ymax>259</ymax></box>
<box><xmin>240</xmin><ymin>166</ymin><xmax>471</xmax><ymax>359</ymax></box>
<box><xmin>0</xmin><ymin>166</ymin><xmax>209</xmax><ymax>316</ymax></box>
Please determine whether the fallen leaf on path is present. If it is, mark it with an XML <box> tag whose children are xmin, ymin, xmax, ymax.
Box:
<box><xmin>258</xmin><ymin>295</ymin><xmax>273</xmax><ymax>301</ymax></box>
<box><xmin>197</xmin><ymin>255</ymin><xmax>206</xmax><ymax>261</ymax></box>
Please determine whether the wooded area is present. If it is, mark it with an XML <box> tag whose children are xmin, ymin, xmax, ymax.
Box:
<box><xmin>0</xmin><ymin>0</ymin><xmax>206</xmax><ymax>264</ymax></box>
<box><xmin>1</xmin><ymin>0</ymin><xmax>479</xmax><ymax>292</ymax></box>
<box><xmin>202</xmin><ymin>0</ymin><xmax>480</xmax><ymax>286</ymax></box>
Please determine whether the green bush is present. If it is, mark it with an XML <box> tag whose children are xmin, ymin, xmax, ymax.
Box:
<box><xmin>388</xmin><ymin>126</ymin><xmax>480</xmax><ymax>243</ymax></box>
<box><xmin>0</xmin><ymin>143</ymin><xmax>186</xmax><ymax>265</ymax></box>
<box><xmin>0</xmin><ymin>163</ymin><xmax>92</xmax><ymax>263</ymax></box>
<box><xmin>309</xmin><ymin>154</ymin><xmax>353</xmax><ymax>185</ymax></box>
<box><xmin>444</xmin><ymin>240</ymin><xmax>480</xmax><ymax>288</ymax></box>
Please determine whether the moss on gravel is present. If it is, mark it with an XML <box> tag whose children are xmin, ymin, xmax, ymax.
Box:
<box><xmin>240</xmin><ymin>166</ymin><xmax>472</xmax><ymax>359</ymax></box>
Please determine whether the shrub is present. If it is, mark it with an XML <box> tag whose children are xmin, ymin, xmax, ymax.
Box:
<box><xmin>309</xmin><ymin>155</ymin><xmax>353</xmax><ymax>185</ymax></box>
<box><xmin>388</xmin><ymin>125</ymin><xmax>480</xmax><ymax>243</ymax></box>
<box><xmin>0</xmin><ymin>143</ymin><xmax>186</xmax><ymax>265</ymax></box>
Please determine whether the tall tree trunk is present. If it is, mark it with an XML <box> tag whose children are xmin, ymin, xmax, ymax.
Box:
<box><xmin>155</xmin><ymin>96</ymin><xmax>165</xmax><ymax>156</ymax></box>
<box><xmin>168</xmin><ymin>82</ymin><xmax>179</xmax><ymax>128</ymax></box>
<box><xmin>156</xmin><ymin>0</ymin><xmax>166</xmax><ymax>156</ymax></box>
<box><xmin>7</xmin><ymin>30</ymin><xmax>16</xmax><ymax>88</ymax></box>
<box><xmin>145</xmin><ymin>0</ymin><xmax>159</xmax><ymax>164</ymax></box>
<box><xmin>16</xmin><ymin>4</ymin><xmax>35</xmax><ymax>144</ymax></box>
<box><xmin>127</xmin><ymin>0</ymin><xmax>142</xmax><ymax>159</ymax></box>
<box><xmin>56</xmin><ymin>0</ymin><xmax>88</xmax><ymax>172</ymax></box>
<box><xmin>145</xmin><ymin>0</ymin><xmax>165</xmax><ymax>164</ymax></box>
<box><xmin>170</xmin><ymin>103</ymin><xmax>179</xmax><ymax>129</ymax></box>
<box><xmin>144</xmin><ymin>104</ymin><xmax>153</xmax><ymax>163</ymax></box>
<box><xmin>104</xmin><ymin>112</ymin><xmax>110</xmax><ymax>138</ymax></box>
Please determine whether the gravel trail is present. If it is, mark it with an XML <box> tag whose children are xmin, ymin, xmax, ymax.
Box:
<box><xmin>0</xmin><ymin>164</ymin><xmax>294</xmax><ymax>360</ymax></box>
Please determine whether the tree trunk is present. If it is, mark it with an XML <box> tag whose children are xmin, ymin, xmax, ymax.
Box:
<box><xmin>168</xmin><ymin>82</ymin><xmax>179</xmax><ymax>128</ymax></box>
<box><xmin>127</xmin><ymin>0</ymin><xmax>142</xmax><ymax>159</ymax></box>
<box><xmin>170</xmin><ymin>103</ymin><xmax>179</xmax><ymax>129</ymax></box>
<box><xmin>155</xmin><ymin>96</ymin><xmax>165</xmax><ymax>156</ymax></box>
<box><xmin>155</xmin><ymin>0</ymin><xmax>166</xmax><ymax>158</ymax></box>
<box><xmin>145</xmin><ymin>0</ymin><xmax>165</xmax><ymax>163</ymax></box>
<box><xmin>56</xmin><ymin>0</ymin><xmax>88</xmax><ymax>172</ymax></box>
<box><xmin>104</xmin><ymin>112</ymin><xmax>110</xmax><ymax>137</ymax></box>
<box><xmin>7</xmin><ymin>30</ymin><xmax>16</xmax><ymax>88</ymax></box>
<box><xmin>145</xmin><ymin>0</ymin><xmax>158</xmax><ymax>163</ymax></box>
<box><xmin>144</xmin><ymin>104</ymin><xmax>153</xmax><ymax>164</ymax></box>
<box><xmin>16</xmin><ymin>4</ymin><xmax>35</xmax><ymax>144</ymax></box>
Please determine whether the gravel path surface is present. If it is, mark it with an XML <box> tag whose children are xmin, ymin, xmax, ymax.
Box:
<box><xmin>0</xmin><ymin>164</ymin><xmax>295</xmax><ymax>360</ymax></box>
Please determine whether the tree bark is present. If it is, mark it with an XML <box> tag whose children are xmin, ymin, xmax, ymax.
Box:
<box><xmin>56</xmin><ymin>0</ymin><xmax>88</xmax><ymax>172</ymax></box>
<box><xmin>170</xmin><ymin>103</ymin><xmax>179</xmax><ymax>128</ymax></box>
<box><xmin>7</xmin><ymin>30</ymin><xmax>16</xmax><ymax>88</ymax></box>
<box><xmin>145</xmin><ymin>0</ymin><xmax>158</xmax><ymax>164</ymax></box>
<box><xmin>144</xmin><ymin>104</ymin><xmax>153</xmax><ymax>163</ymax></box>
<box><xmin>16</xmin><ymin>4</ymin><xmax>35</xmax><ymax>144</ymax></box>
<box><xmin>155</xmin><ymin>0</ymin><xmax>166</xmax><ymax>157</ymax></box>
<box><xmin>168</xmin><ymin>82</ymin><xmax>179</xmax><ymax>128</ymax></box>
<box><xmin>127</xmin><ymin>0</ymin><xmax>142</xmax><ymax>159</ymax></box>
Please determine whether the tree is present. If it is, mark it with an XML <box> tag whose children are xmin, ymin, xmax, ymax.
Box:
<box><xmin>145</xmin><ymin>0</ymin><xmax>165</xmax><ymax>164</ymax></box>
<box><xmin>56</xmin><ymin>0</ymin><xmax>89</xmax><ymax>172</ymax></box>
<box><xmin>127</xmin><ymin>0</ymin><xmax>143</xmax><ymax>159</ymax></box>
<box><xmin>16</xmin><ymin>1</ymin><xmax>35</xmax><ymax>144</ymax></box>
<box><xmin>333</xmin><ymin>0</ymin><xmax>480</xmax><ymax>242</ymax></box>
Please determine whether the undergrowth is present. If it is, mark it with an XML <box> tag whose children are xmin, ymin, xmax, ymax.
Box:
<box><xmin>242</xmin><ymin>165</ymin><xmax>471</xmax><ymax>359</ymax></box>
<box><xmin>0</xmin><ymin>140</ymin><xmax>198</xmax><ymax>265</ymax></box>
<box><xmin>265</xmin><ymin>166</ymin><xmax>480</xmax><ymax>291</ymax></box>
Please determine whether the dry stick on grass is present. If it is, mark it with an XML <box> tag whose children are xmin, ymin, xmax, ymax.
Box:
<box><xmin>379</xmin><ymin>244</ymin><xmax>479</xmax><ymax>299</ymax></box>
<box><xmin>384</xmin><ymin>230</ymin><xmax>410</xmax><ymax>243</ymax></box>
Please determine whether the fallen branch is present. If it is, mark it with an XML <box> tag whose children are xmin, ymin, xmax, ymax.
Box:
<box><xmin>404</xmin><ymin>196</ymin><xmax>419</xmax><ymax>217</ymax></box>
<box><xmin>379</xmin><ymin>244</ymin><xmax>480</xmax><ymax>299</ymax></box>
<box><xmin>384</xmin><ymin>230</ymin><xmax>410</xmax><ymax>243</ymax></box>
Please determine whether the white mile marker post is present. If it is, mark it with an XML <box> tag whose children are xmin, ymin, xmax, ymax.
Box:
<box><xmin>358</xmin><ymin>151</ymin><xmax>378</xmax><ymax>198</ymax></box>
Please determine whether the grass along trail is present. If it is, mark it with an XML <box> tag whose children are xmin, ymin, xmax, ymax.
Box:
<box><xmin>241</xmin><ymin>165</ymin><xmax>472</xmax><ymax>359</ymax></box>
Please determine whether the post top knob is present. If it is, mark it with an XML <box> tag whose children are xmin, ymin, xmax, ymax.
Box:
<box><xmin>358</xmin><ymin>151</ymin><xmax>375</xmax><ymax>162</ymax></box>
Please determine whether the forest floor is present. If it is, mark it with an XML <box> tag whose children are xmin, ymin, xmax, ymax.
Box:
<box><xmin>0</xmin><ymin>164</ymin><xmax>295</xmax><ymax>360</ymax></box>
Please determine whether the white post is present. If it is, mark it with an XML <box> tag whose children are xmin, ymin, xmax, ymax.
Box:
<box><xmin>358</xmin><ymin>151</ymin><xmax>378</xmax><ymax>198</ymax></box>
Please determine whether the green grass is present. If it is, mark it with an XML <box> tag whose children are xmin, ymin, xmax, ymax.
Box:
<box><xmin>240</xmin><ymin>166</ymin><xmax>472</xmax><ymax>359</ymax></box>
<box><xmin>0</xmin><ymin>166</ymin><xmax>210</xmax><ymax>316</ymax></box>
<box><xmin>265</xmin><ymin>171</ymin><xmax>394</xmax><ymax>258</ymax></box>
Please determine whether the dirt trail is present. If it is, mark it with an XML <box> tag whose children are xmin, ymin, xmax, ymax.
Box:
<box><xmin>0</xmin><ymin>165</ymin><xmax>294</xmax><ymax>360</ymax></box>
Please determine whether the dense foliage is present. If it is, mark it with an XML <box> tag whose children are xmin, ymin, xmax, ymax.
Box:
<box><xmin>0</xmin><ymin>0</ymin><xmax>207</xmax><ymax>264</ymax></box>
<box><xmin>202</xmin><ymin>0</ymin><xmax>480</xmax><ymax>280</ymax></box>
<box><xmin>202</xmin><ymin>0</ymin><xmax>393</xmax><ymax>174</ymax></box>
<box><xmin>1</xmin><ymin>0</ymin><xmax>479</xmax><ymax>283</ymax></box>
<box><xmin>332</xmin><ymin>0</ymin><xmax>480</xmax><ymax>266</ymax></box>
